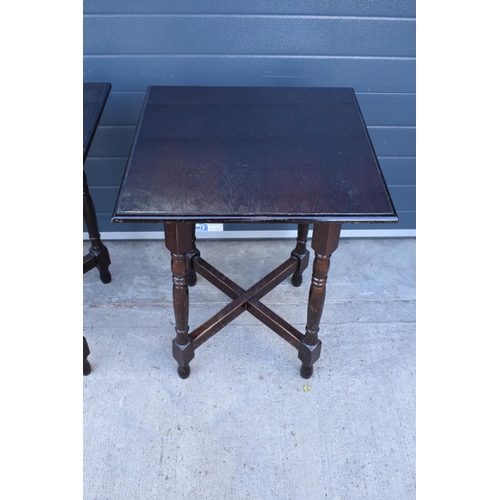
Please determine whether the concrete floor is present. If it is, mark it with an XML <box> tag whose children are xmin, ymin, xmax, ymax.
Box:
<box><xmin>83</xmin><ymin>237</ymin><xmax>415</xmax><ymax>500</ymax></box>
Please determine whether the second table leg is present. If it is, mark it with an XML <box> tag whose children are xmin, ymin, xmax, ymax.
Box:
<box><xmin>291</xmin><ymin>223</ymin><xmax>310</xmax><ymax>287</ymax></box>
<box><xmin>186</xmin><ymin>223</ymin><xmax>200</xmax><ymax>287</ymax></box>
<box><xmin>83</xmin><ymin>171</ymin><xmax>111</xmax><ymax>284</ymax></box>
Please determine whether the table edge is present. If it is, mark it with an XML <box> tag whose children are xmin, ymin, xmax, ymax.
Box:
<box><xmin>111</xmin><ymin>214</ymin><xmax>399</xmax><ymax>224</ymax></box>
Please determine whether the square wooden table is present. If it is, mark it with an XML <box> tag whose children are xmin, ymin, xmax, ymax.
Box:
<box><xmin>83</xmin><ymin>82</ymin><xmax>112</xmax><ymax>375</ymax></box>
<box><xmin>113</xmin><ymin>86</ymin><xmax>397</xmax><ymax>379</ymax></box>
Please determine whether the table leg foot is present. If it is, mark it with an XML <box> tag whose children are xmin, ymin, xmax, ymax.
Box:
<box><xmin>90</xmin><ymin>245</ymin><xmax>112</xmax><ymax>283</ymax></box>
<box><xmin>172</xmin><ymin>338</ymin><xmax>195</xmax><ymax>379</ymax></box>
<box><xmin>83</xmin><ymin>336</ymin><xmax>91</xmax><ymax>376</ymax></box>
<box><xmin>172</xmin><ymin>337</ymin><xmax>195</xmax><ymax>377</ymax></box>
<box><xmin>83</xmin><ymin>360</ymin><xmax>92</xmax><ymax>376</ymax></box>
<box><xmin>298</xmin><ymin>338</ymin><xmax>322</xmax><ymax>378</ymax></box>
<box><xmin>177</xmin><ymin>365</ymin><xmax>191</xmax><ymax>379</ymax></box>
<box><xmin>83</xmin><ymin>246</ymin><xmax>112</xmax><ymax>283</ymax></box>
<box><xmin>300</xmin><ymin>364</ymin><xmax>313</xmax><ymax>379</ymax></box>
<box><xmin>99</xmin><ymin>267</ymin><xmax>112</xmax><ymax>284</ymax></box>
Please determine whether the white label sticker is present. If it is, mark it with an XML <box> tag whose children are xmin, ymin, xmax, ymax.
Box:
<box><xmin>195</xmin><ymin>223</ymin><xmax>224</xmax><ymax>232</ymax></box>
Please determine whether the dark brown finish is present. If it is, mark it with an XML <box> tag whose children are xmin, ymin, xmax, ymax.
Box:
<box><xmin>186</xmin><ymin>224</ymin><xmax>200</xmax><ymax>287</ymax></box>
<box><xmin>299</xmin><ymin>223</ymin><xmax>342</xmax><ymax>378</ymax></box>
<box><xmin>291</xmin><ymin>223</ymin><xmax>310</xmax><ymax>287</ymax></box>
<box><xmin>193</xmin><ymin>257</ymin><xmax>304</xmax><ymax>350</ymax></box>
<box><xmin>163</xmin><ymin>223</ymin><xmax>336</xmax><ymax>378</ymax></box>
<box><xmin>83</xmin><ymin>82</ymin><xmax>112</xmax><ymax>375</ymax></box>
<box><xmin>112</xmin><ymin>86</ymin><xmax>398</xmax><ymax>378</ymax></box>
<box><xmin>113</xmin><ymin>87</ymin><xmax>397</xmax><ymax>224</ymax></box>
<box><xmin>189</xmin><ymin>255</ymin><xmax>298</xmax><ymax>348</ymax></box>
<box><xmin>164</xmin><ymin>222</ymin><xmax>194</xmax><ymax>378</ymax></box>
<box><xmin>163</xmin><ymin>222</ymin><xmax>306</xmax><ymax>376</ymax></box>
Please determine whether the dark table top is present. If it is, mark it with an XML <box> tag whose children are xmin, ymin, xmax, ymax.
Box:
<box><xmin>113</xmin><ymin>86</ymin><xmax>397</xmax><ymax>224</ymax></box>
<box><xmin>84</xmin><ymin>83</ymin><xmax>111</xmax><ymax>162</ymax></box>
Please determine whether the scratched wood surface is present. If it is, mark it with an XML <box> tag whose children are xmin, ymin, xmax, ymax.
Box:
<box><xmin>113</xmin><ymin>86</ymin><xmax>397</xmax><ymax>224</ymax></box>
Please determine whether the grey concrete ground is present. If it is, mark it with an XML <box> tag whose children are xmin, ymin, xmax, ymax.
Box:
<box><xmin>83</xmin><ymin>237</ymin><xmax>415</xmax><ymax>500</ymax></box>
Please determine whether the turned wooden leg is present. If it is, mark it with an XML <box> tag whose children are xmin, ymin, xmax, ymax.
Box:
<box><xmin>291</xmin><ymin>223</ymin><xmax>310</xmax><ymax>287</ymax></box>
<box><xmin>83</xmin><ymin>336</ymin><xmax>91</xmax><ymax>376</ymax></box>
<box><xmin>186</xmin><ymin>223</ymin><xmax>200</xmax><ymax>287</ymax></box>
<box><xmin>83</xmin><ymin>171</ymin><xmax>111</xmax><ymax>284</ymax></box>
<box><xmin>164</xmin><ymin>222</ymin><xmax>195</xmax><ymax>379</ymax></box>
<box><xmin>299</xmin><ymin>223</ymin><xmax>341</xmax><ymax>378</ymax></box>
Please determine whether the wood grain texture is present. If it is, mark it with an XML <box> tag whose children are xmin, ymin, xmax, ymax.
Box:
<box><xmin>113</xmin><ymin>86</ymin><xmax>397</xmax><ymax>223</ymax></box>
